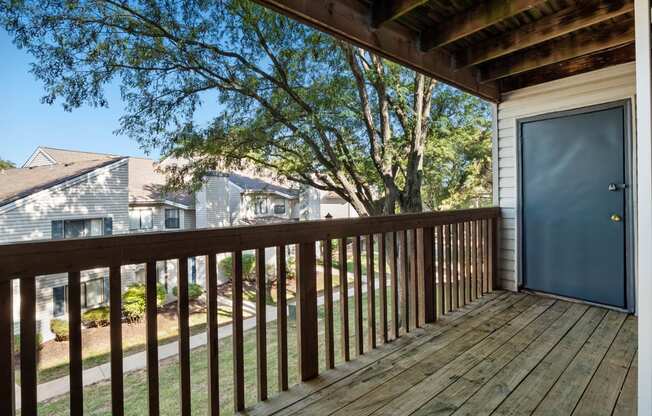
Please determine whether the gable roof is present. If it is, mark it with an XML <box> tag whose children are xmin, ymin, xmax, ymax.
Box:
<box><xmin>23</xmin><ymin>146</ymin><xmax>116</xmax><ymax>168</ymax></box>
<box><xmin>128</xmin><ymin>158</ymin><xmax>193</xmax><ymax>207</ymax></box>
<box><xmin>227</xmin><ymin>173</ymin><xmax>298</xmax><ymax>199</ymax></box>
<box><xmin>0</xmin><ymin>158</ymin><xmax>125</xmax><ymax>208</ymax></box>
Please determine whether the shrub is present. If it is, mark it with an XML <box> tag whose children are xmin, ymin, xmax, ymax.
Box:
<box><xmin>50</xmin><ymin>319</ymin><xmax>69</xmax><ymax>341</ymax></box>
<box><xmin>14</xmin><ymin>333</ymin><xmax>43</xmax><ymax>353</ymax></box>
<box><xmin>172</xmin><ymin>283</ymin><xmax>203</xmax><ymax>301</ymax></box>
<box><xmin>219</xmin><ymin>253</ymin><xmax>256</xmax><ymax>281</ymax></box>
<box><xmin>82</xmin><ymin>306</ymin><xmax>110</xmax><ymax>328</ymax></box>
<box><xmin>122</xmin><ymin>283</ymin><xmax>166</xmax><ymax>322</ymax></box>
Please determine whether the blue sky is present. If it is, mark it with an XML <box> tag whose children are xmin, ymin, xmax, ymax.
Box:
<box><xmin>0</xmin><ymin>29</ymin><xmax>218</xmax><ymax>166</ymax></box>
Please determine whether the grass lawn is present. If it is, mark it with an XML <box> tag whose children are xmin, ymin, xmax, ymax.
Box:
<box><xmin>34</xmin><ymin>289</ymin><xmax>391</xmax><ymax>416</ymax></box>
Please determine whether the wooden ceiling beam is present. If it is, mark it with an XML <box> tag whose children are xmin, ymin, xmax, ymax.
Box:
<box><xmin>479</xmin><ymin>19</ymin><xmax>634</xmax><ymax>82</ymax></box>
<box><xmin>419</xmin><ymin>0</ymin><xmax>547</xmax><ymax>52</ymax></box>
<box><xmin>500</xmin><ymin>43</ymin><xmax>635</xmax><ymax>92</ymax></box>
<box><xmin>371</xmin><ymin>0</ymin><xmax>430</xmax><ymax>29</ymax></box>
<box><xmin>250</xmin><ymin>0</ymin><xmax>500</xmax><ymax>102</ymax></box>
<box><xmin>454</xmin><ymin>0</ymin><xmax>634</xmax><ymax>69</ymax></box>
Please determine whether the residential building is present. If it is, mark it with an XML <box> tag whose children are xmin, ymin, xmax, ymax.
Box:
<box><xmin>0</xmin><ymin>146</ymin><xmax>354</xmax><ymax>340</ymax></box>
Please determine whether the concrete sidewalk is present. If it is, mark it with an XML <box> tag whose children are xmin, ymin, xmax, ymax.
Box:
<box><xmin>18</xmin><ymin>268</ymin><xmax>365</xmax><ymax>408</ymax></box>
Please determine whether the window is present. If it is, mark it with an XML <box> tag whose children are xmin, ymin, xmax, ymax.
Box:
<box><xmin>273</xmin><ymin>204</ymin><xmax>286</xmax><ymax>214</ymax></box>
<box><xmin>190</xmin><ymin>257</ymin><xmax>197</xmax><ymax>284</ymax></box>
<box><xmin>254</xmin><ymin>198</ymin><xmax>268</xmax><ymax>215</ymax></box>
<box><xmin>165</xmin><ymin>208</ymin><xmax>180</xmax><ymax>229</ymax></box>
<box><xmin>51</xmin><ymin>218</ymin><xmax>112</xmax><ymax>240</ymax></box>
<box><xmin>129</xmin><ymin>209</ymin><xmax>154</xmax><ymax>230</ymax></box>
<box><xmin>83</xmin><ymin>277</ymin><xmax>108</xmax><ymax>308</ymax></box>
<box><xmin>53</xmin><ymin>286</ymin><xmax>67</xmax><ymax>317</ymax></box>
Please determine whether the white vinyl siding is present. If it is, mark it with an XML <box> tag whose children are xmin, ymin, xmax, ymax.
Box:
<box><xmin>0</xmin><ymin>160</ymin><xmax>129</xmax><ymax>244</ymax></box>
<box><xmin>496</xmin><ymin>62</ymin><xmax>636</xmax><ymax>291</ymax></box>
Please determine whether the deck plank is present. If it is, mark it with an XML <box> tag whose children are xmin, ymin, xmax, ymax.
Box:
<box><xmin>613</xmin><ymin>351</ymin><xmax>638</xmax><ymax>416</ymax></box>
<box><xmin>271</xmin><ymin>292</ymin><xmax>521</xmax><ymax>416</ymax></box>
<box><xmin>530</xmin><ymin>310</ymin><xmax>628</xmax><ymax>416</ymax></box>
<box><xmin>240</xmin><ymin>291</ymin><xmax>506</xmax><ymax>416</ymax></box>
<box><xmin>240</xmin><ymin>293</ymin><xmax>636</xmax><ymax>416</ymax></box>
<box><xmin>573</xmin><ymin>315</ymin><xmax>637</xmax><ymax>416</ymax></box>
<box><xmin>411</xmin><ymin>300</ymin><xmax>573</xmax><ymax>416</ymax></box>
<box><xmin>493</xmin><ymin>309</ymin><xmax>626</xmax><ymax>416</ymax></box>
<box><xmin>341</xmin><ymin>297</ymin><xmax>554</xmax><ymax>416</ymax></box>
<box><xmin>297</xmin><ymin>295</ymin><xmax>541</xmax><ymax>416</ymax></box>
<box><xmin>448</xmin><ymin>303</ymin><xmax>601</xmax><ymax>416</ymax></box>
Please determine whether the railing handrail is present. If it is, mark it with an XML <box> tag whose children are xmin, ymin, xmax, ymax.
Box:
<box><xmin>0</xmin><ymin>207</ymin><xmax>499</xmax><ymax>278</ymax></box>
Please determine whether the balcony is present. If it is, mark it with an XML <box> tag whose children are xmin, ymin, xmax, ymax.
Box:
<box><xmin>0</xmin><ymin>207</ymin><xmax>636</xmax><ymax>415</ymax></box>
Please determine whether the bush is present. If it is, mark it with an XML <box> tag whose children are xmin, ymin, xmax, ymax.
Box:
<box><xmin>172</xmin><ymin>283</ymin><xmax>203</xmax><ymax>301</ymax></box>
<box><xmin>50</xmin><ymin>319</ymin><xmax>69</xmax><ymax>342</ymax></box>
<box><xmin>219</xmin><ymin>253</ymin><xmax>256</xmax><ymax>281</ymax></box>
<box><xmin>82</xmin><ymin>306</ymin><xmax>110</xmax><ymax>328</ymax></box>
<box><xmin>14</xmin><ymin>333</ymin><xmax>44</xmax><ymax>353</ymax></box>
<box><xmin>122</xmin><ymin>283</ymin><xmax>166</xmax><ymax>322</ymax></box>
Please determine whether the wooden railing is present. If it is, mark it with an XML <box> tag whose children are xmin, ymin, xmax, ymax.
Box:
<box><xmin>0</xmin><ymin>207</ymin><xmax>499</xmax><ymax>416</ymax></box>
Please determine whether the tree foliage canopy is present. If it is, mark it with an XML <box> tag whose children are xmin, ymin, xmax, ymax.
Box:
<box><xmin>1</xmin><ymin>0</ymin><xmax>492</xmax><ymax>215</ymax></box>
<box><xmin>0</xmin><ymin>158</ymin><xmax>14</xmax><ymax>170</ymax></box>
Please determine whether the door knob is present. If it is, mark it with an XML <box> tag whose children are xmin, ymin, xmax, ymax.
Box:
<box><xmin>611</xmin><ymin>214</ymin><xmax>622</xmax><ymax>222</ymax></box>
<box><xmin>608</xmin><ymin>183</ymin><xmax>627</xmax><ymax>191</ymax></box>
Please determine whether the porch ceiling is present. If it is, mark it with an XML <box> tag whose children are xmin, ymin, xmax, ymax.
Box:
<box><xmin>252</xmin><ymin>0</ymin><xmax>635</xmax><ymax>102</ymax></box>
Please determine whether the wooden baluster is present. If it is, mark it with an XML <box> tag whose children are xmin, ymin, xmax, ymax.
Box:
<box><xmin>352</xmin><ymin>236</ymin><xmax>364</xmax><ymax>355</ymax></box>
<box><xmin>419</xmin><ymin>228</ymin><xmax>436</xmax><ymax>323</ymax></box>
<box><xmin>206</xmin><ymin>254</ymin><xmax>220</xmax><ymax>414</ymax></box>
<box><xmin>296</xmin><ymin>242</ymin><xmax>318</xmax><ymax>380</ymax></box>
<box><xmin>409</xmin><ymin>230</ymin><xmax>419</xmax><ymax>329</ymax></box>
<box><xmin>20</xmin><ymin>275</ymin><xmax>37</xmax><ymax>416</ymax></box>
<box><xmin>444</xmin><ymin>225</ymin><xmax>451</xmax><ymax>313</ymax></box>
<box><xmin>457</xmin><ymin>223</ymin><xmax>466</xmax><ymax>307</ymax></box>
<box><xmin>378</xmin><ymin>234</ymin><xmax>388</xmax><ymax>343</ymax></box>
<box><xmin>365</xmin><ymin>234</ymin><xmax>376</xmax><ymax>350</ymax></box>
<box><xmin>0</xmin><ymin>279</ymin><xmax>14</xmax><ymax>416</ymax></box>
<box><xmin>337</xmin><ymin>238</ymin><xmax>350</xmax><ymax>361</ymax></box>
<box><xmin>255</xmin><ymin>248</ymin><xmax>267</xmax><ymax>401</ymax></box>
<box><xmin>276</xmin><ymin>246</ymin><xmax>289</xmax><ymax>390</ymax></box>
<box><xmin>178</xmin><ymin>258</ymin><xmax>191</xmax><ymax>416</ymax></box>
<box><xmin>476</xmin><ymin>220</ymin><xmax>483</xmax><ymax>297</ymax></box>
<box><xmin>450</xmin><ymin>224</ymin><xmax>459</xmax><ymax>311</ymax></box>
<box><xmin>232</xmin><ymin>252</ymin><xmax>245</xmax><ymax>412</ymax></box>
<box><xmin>69</xmin><ymin>271</ymin><xmax>83</xmax><ymax>416</ymax></box>
<box><xmin>399</xmin><ymin>230</ymin><xmax>409</xmax><ymax>334</ymax></box>
<box><xmin>470</xmin><ymin>221</ymin><xmax>477</xmax><ymax>301</ymax></box>
<box><xmin>489</xmin><ymin>218</ymin><xmax>496</xmax><ymax>292</ymax></box>
<box><xmin>323</xmin><ymin>240</ymin><xmax>335</xmax><ymax>369</ymax></box>
<box><xmin>109</xmin><ymin>266</ymin><xmax>124</xmax><ymax>416</ymax></box>
<box><xmin>145</xmin><ymin>262</ymin><xmax>160</xmax><ymax>416</ymax></box>
<box><xmin>435</xmin><ymin>225</ymin><xmax>444</xmax><ymax>319</ymax></box>
<box><xmin>415</xmin><ymin>229</ymin><xmax>425</xmax><ymax>326</ymax></box>
<box><xmin>464</xmin><ymin>222</ymin><xmax>471</xmax><ymax>303</ymax></box>
<box><xmin>482</xmin><ymin>219</ymin><xmax>489</xmax><ymax>294</ymax></box>
<box><xmin>389</xmin><ymin>232</ymin><xmax>399</xmax><ymax>340</ymax></box>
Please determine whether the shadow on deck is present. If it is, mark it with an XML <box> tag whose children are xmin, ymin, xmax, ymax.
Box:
<box><xmin>241</xmin><ymin>291</ymin><xmax>637</xmax><ymax>416</ymax></box>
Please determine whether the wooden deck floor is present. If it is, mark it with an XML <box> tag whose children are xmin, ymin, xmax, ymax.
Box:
<box><xmin>243</xmin><ymin>291</ymin><xmax>637</xmax><ymax>416</ymax></box>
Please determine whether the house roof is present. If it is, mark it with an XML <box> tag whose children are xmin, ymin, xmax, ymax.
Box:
<box><xmin>128</xmin><ymin>158</ymin><xmax>193</xmax><ymax>207</ymax></box>
<box><xmin>228</xmin><ymin>173</ymin><xmax>298</xmax><ymax>199</ymax></box>
<box><xmin>0</xmin><ymin>158</ymin><xmax>124</xmax><ymax>208</ymax></box>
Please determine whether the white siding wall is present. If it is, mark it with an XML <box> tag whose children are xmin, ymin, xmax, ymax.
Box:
<box><xmin>496</xmin><ymin>62</ymin><xmax>636</xmax><ymax>291</ymax></box>
<box><xmin>0</xmin><ymin>160</ymin><xmax>129</xmax><ymax>243</ymax></box>
<box><xmin>196</xmin><ymin>174</ymin><xmax>230</xmax><ymax>228</ymax></box>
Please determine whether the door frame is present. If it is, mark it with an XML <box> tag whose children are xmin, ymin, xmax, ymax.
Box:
<box><xmin>515</xmin><ymin>99</ymin><xmax>636</xmax><ymax>312</ymax></box>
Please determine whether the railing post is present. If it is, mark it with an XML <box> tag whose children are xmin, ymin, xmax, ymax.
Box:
<box><xmin>420</xmin><ymin>228</ymin><xmax>436</xmax><ymax>323</ymax></box>
<box><xmin>0</xmin><ymin>279</ymin><xmax>15</xmax><ymax>416</ymax></box>
<box><xmin>296</xmin><ymin>242</ymin><xmax>318</xmax><ymax>381</ymax></box>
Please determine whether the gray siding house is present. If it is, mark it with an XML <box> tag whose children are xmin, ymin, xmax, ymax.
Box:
<box><xmin>0</xmin><ymin>146</ymin><xmax>353</xmax><ymax>340</ymax></box>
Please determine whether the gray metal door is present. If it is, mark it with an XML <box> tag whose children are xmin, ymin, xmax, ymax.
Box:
<box><xmin>520</xmin><ymin>104</ymin><xmax>627</xmax><ymax>308</ymax></box>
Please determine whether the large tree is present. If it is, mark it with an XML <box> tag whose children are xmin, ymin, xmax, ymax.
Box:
<box><xmin>1</xmin><ymin>0</ymin><xmax>491</xmax><ymax>215</ymax></box>
<box><xmin>0</xmin><ymin>158</ymin><xmax>14</xmax><ymax>169</ymax></box>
